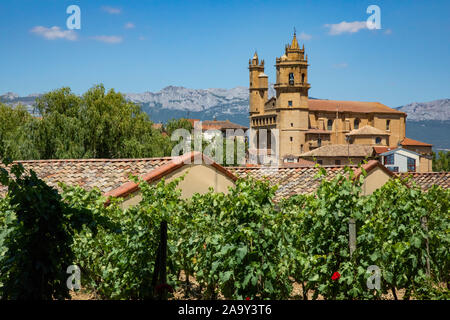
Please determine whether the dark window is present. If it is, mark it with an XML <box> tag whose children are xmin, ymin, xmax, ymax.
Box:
<box><xmin>386</xmin><ymin>120</ymin><xmax>391</xmax><ymax>131</ymax></box>
<box><xmin>290</xmin><ymin>137</ymin><xmax>293</xmax><ymax>142</ymax></box>
<box><xmin>327</xmin><ymin>120</ymin><xmax>333</xmax><ymax>131</ymax></box>
<box><xmin>300</xmin><ymin>144</ymin><xmax>303</xmax><ymax>153</ymax></box>
<box><xmin>388</xmin><ymin>166</ymin><xmax>399</xmax><ymax>172</ymax></box>
<box><xmin>354</xmin><ymin>119</ymin><xmax>360</xmax><ymax>130</ymax></box>
<box><xmin>289</xmin><ymin>73</ymin><xmax>294</xmax><ymax>85</ymax></box>
<box><xmin>407</xmin><ymin>157</ymin><xmax>416</xmax><ymax>172</ymax></box>
<box><xmin>317</xmin><ymin>160</ymin><xmax>323</xmax><ymax>165</ymax></box>
<box><xmin>291</xmin><ymin>123</ymin><xmax>293</xmax><ymax>127</ymax></box>
<box><xmin>335</xmin><ymin>160</ymin><xmax>341</xmax><ymax>165</ymax></box>
<box><xmin>385</xmin><ymin>154</ymin><xmax>394</xmax><ymax>165</ymax></box>
<box><xmin>375</xmin><ymin>137</ymin><xmax>382</xmax><ymax>144</ymax></box>
<box><xmin>302</xmin><ymin>73</ymin><xmax>305</xmax><ymax>83</ymax></box>
<box><xmin>288</xmin><ymin>100</ymin><xmax>293</xmax><ymax>107</ymax></box>
<box><xmin>318</xmin><ymin>138</ymin><xmax>322</xmax><ymax>147</ymax></box>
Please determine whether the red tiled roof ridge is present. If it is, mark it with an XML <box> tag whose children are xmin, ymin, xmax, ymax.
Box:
<box><xmin>354</xmin><ymin>160</ymin><xmax>394</xmax><ymax>179</ymax></box>
<box><xmin>104</xmin><ymin>151</ymin><xmax>237</xmax><ymax>201</ymax></box>
<box><xmin>400</xmin><ymin>137</ymin><xmax>433</xmax><ymax>146</ymax></box>
<box><xmin>13</xmin><ymin>157</ymin><xmax>176</xmax><ymax>163</ymax></box>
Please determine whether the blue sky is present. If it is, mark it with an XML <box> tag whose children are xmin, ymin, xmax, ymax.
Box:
<box><xmin>0</xmin><ymin>0</ymin><xmax>448</xmax><ymax>107</ymax></box>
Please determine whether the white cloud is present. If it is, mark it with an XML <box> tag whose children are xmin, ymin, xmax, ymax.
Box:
<box><xmin>30</xmin><ymin>26</ymin><xmax>78</xmax><ymax>41</ymax></box>
<box><xmin>298</xmin><ymin>32</ymin><xmax>312</xmax><ymax>41</ymax></box>
<box><xmin>124</xmin><ymin>22</ymin><xmax>135</xmax><ymax>29</ymax></box>
<box><xmin>384</xmin><ymin>29</ymin><xmax>392</xmax><ymax>35</ymax></box>
<box><xmin>333</xmin><ymin>63</ymin><xmax>348</xmax><ymax>69</ymax></box>
<box><xmin>102</xmin><ymin>6</ymin><xmax>121</xmax><ymax>14</ymax></box>
<box><xmin>138</xmin><ymin>36</ymin><xmax>146</xmax><ymax>41</ymax></box>
<box><xmin>325</xmin><ymin>21</ymin><xmax>368</xmax><ymax>35</ymax></box>
<box><xmin>91</xmin><ymin>35</ymin><xmax>123</xmax><ymax>44</ymax></box>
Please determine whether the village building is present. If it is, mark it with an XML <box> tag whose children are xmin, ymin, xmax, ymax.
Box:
<box><xmin>248</xmin><ymin>32</ymin><xmax>433</xmax><ymax>171</ymax></box>
<box><xmin>186</xmin><ymin>119</ymin><xmax>248</xmax><ymax>140</ymax></box>
<box><xmin>0</xmin><ymin>152</ymin><xmax>236</xmax><ymax>209</ymax></box>
<box><xmin>381</xmin><ymin>147</ymin><xmax>432</xmax><ymax>173</ymax></box>
<box><xmin>2</xmin><ymin>153</ymin><xmax>447</xmax><ymax>207</ymax></box>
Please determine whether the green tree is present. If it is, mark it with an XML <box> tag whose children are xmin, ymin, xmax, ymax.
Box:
<box><xmin>432</xmin><ymin>151</ymin><xmax>450</xmax><ymax>171</ymax></box>
<box><xmin>0</xmin><ymin>103</ymin><xmax>35</xmax><ymax>160</ymax></box>
<box><xmin>0</xmin><ymin>85</ymin><xmax>173</xmax><ymax>160</ymax></box>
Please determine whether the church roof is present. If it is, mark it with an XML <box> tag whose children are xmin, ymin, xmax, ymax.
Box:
<box><xmin>308</xmin><ymin>99</ymin><xmax>406</xmax><ymax>115</ymax></box>
<box><xmin>347</xmin><ymin>125</ymin><xmax>390</xmax><ymax>136</ymax></box>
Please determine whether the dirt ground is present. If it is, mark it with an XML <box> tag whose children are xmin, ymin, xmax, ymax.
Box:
<box><xmin>70</xmin><ymin>271</ymin><xmax>424</xmax><ymax>300</ymax></box>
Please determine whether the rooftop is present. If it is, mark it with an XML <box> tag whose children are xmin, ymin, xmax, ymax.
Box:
<box><xmin>299</xmin><ymin>144</ymin><xmax>375</xmax><ymax>158</ymax></box>
<box><xmin>188</xmin><ymin>119</ymin><xmax>248</xmax><ymax>131</ymax></box>
<box><xmin>400</xmin><ymin>137</ymin><xmax>433</xmax><ymax>147</ymax></box>
<box><xmin>308</xmin><ymin>99</ymin><xmax>406</xmax><ymax>115</ymax></box>
<box><xmin>0</xmin><ymin>152</ymin><xmax>237</xmax><ymax>199</ymax></box>
<box><xmin>229</xmin><ymin>161</ymin><xmax>390</xmax><ymax>200</ymax></box>
<box><xmin>398</xmin><ymin>172</ymin><xmax>450</xmax><ymax>191</ymax></box>
<box><xmin>347</xmin><ymin>125</ymin><xmax>390</xmax><ymax>136</ymax></box>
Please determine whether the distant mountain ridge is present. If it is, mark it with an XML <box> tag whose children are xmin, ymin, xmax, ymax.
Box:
<box><xmin>1</xmin><ymin>87</ymin><xmax>448</xmax><ymax>122</ymax></box>
<box><xmin>1</xmin><ymin>88</ymin><xmax>448</xmax><ymax>149</ymax></box>
<box><xmin>396</xmin><ymin>99</ymin><xmax>450</xmax><ymax>121</ymax></box>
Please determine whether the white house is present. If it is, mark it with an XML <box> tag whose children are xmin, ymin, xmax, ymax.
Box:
<box><xmin>380</xmin><ymin>147</ymin><xmax>421</xmax><ymax>173</ymax></box>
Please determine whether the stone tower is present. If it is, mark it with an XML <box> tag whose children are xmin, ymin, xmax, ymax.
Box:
<box><xmin>274</xmin><ymin>32</ymin><xmax>310</xmax><ymax>159</ymax></box>
<box><xmin>248</xmin><ymin>52</ymin><xmax>268</xmax><ymax>115</ymax></box>
<box><xmin>248</xmin><ymin>32</ymin><xmax>311</xmax><ymax>164</ymax></box>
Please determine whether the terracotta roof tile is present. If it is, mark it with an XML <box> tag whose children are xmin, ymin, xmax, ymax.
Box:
<box><xmin>0</xmin><ymin>152</ymin><xmax>237</xmax><ymax>199</ymax></box>
<box><xmin>400</xmin><ymin>137</ymin><xmax>433</xmax><ymax>147</ymax></box>
<box><xmin>398</xmin><ymin>172</ymin><xmax>450</xmax><ymax>191</ymax></box>
<box><xmin>299</xmin><ymin>144</ymin><xmax>374</xmax><ymax>158</ymax></box>
<box><xmin>373</xmin><ymin>146</ymin><xmax>394</xmax><ymax>154</ymax></box>
<box><xmin>347</xmin><ymin>125</ymin><xmax>390</xmax><ymax>136</ymax></box>
<box><xmin>229</xmin><ymin>165</ymin><xmax>354</xmax><ymax>201</ymax></box>
<box><xmin>0</xmin><ymin>157</ymin><xmax>173</xmax><ymax>197</ymax></box>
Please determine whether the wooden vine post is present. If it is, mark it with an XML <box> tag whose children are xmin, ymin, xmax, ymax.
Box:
<box><xmin>348</xmin><ymin>218</ymin><xmax>356</xmax><ymax>257</ymax></box>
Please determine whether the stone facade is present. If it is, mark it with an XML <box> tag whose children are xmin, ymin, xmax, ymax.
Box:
<box><xmin>249</xmin><ymin>33</ymin><xmax>411</xmax><ymax>165</ymax></box>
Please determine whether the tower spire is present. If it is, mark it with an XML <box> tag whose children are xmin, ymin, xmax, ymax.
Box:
<box><xmin>290</xmin><ymin>29</ymin><xmax>299</xmax><ymax>49</ymax></box>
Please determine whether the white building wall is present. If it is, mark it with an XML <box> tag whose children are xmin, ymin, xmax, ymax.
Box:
<box><xmin>385</xmin><ymin>149</ymin><xmax>420</xmax><ymax>172</ymax></box>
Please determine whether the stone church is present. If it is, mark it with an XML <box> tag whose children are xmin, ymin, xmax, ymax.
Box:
<box><xmin>248</xmin><ymin>32</ymin><xmax>432</xmax><ymax>169</ymax></box>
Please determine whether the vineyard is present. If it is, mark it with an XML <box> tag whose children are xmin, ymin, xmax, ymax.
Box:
<box><xmin>0</xmin><ymin>160</ymin><xmax>449</xmax><ymax>300</ymax></box>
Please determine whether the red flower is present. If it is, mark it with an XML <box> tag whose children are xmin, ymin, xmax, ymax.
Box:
<box><xmin>331</xmin><ymin>271</ymin><xmax>341</xmax><ymax>281</ymax></box>
<box><xmin>245</xmin><ymin>297</ymin><xmax>250</xmax><ymax>300</ymax></box>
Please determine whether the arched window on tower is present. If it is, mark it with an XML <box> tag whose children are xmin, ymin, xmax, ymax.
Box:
<box><xmin>354</xmin><ymin>119</ymin><xmax>360</xmax><ymax>130</ymax></box>
<box><xmin>302</xmin><ymin>73</ymin><xmax>305</xmax><ymax>83</ymax></box>
<box><xmin>289</xmin><ymin>73</ymin><xmax>294</xmax><ymax>85</ymax></box>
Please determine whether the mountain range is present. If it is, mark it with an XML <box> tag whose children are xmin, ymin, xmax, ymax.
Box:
<box><xmin>1</xmin><ymin>87</ymin><xmax>449</xmax><ymax>150</ymax></box>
